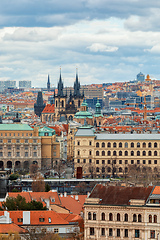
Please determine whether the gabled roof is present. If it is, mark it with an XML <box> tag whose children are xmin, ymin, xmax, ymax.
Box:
<box><xmin>42</xmin><ymin>104</ymin><xmax>55</xmax><ymax>113</ymax></box>
<box><xmin>0</xmin><ymin>223</ymin><xmax>28</xmax><ymax>233</ymax></box>
<box><xmin>60</xmin><ymin>195</ymin><xmax>86</xmax><ymax>215</ymax></box>
<box><xmin>89</xmin><ymin>184</ymin><xmax>153</xmax><ymax>206</ymax></box>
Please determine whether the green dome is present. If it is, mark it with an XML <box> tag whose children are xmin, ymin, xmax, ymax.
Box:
<box><xmin>74</xmin><ymin>110</ymin><xmax>93</xmax><ymax>119</ymax></box>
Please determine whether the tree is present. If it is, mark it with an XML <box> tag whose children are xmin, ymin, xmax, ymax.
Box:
<box><xmin>0</xmin><ymin>232</ymin><xmax>21</xmax><ymax>240</ymax></box>
<box><xmin>45</xmin><ymin>183</ymin><xmax>51</xmax><ymax>192</ymax></box>
<box><xmin>32</xmin><ymin>173</ymin><xmax>45</xmax><ymax>192</ymax></box>
<box><xmin>53</xmin><ymin>160</ymin><xmax>65</xmax><ymax>179</ymax></box>
<box><xmin>30</xmin><ymin>163</ymin><xmax>38</xmax><ymax>177</ymax></box>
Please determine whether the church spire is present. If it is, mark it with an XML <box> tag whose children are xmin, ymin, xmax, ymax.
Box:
<box><xmin>47</xmin><ymin>74</ymin><xmax>50</xmax><ymax>91</ymax></box>
<box><xmin>74</xmin><ymin>68</ymin><xmax>81</xmax><ymax>97</ymax></box>
<box><xmin>57</xmin><ymin>68</ymin><xmax>64</xmax><ymax>97</ymax></box>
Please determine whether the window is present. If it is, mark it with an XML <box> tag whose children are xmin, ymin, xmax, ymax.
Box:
<box><xmin>117</xmin><ymin>229</ymin><xmax>120</xmax><ymax>237</ymax></box>
<box><xmin>102</xmin><ymin>160</ymin><xmax>105</xmax><ymax>164</ymax></box>
<box><xmin>101</xmin><ymin>228</ymin><xmax>105</xmax><ymax>236</ymax></box>
<box><xmin>0</xmin><ymin>139</ymin><xmax>3</xmax><ymax>143</ymax></box>
<box><xmin>135</xmin><ymin>229</ymin><xmax>140</xmax><ymax>238</ymax></box>
<box><xmin>131</xmin><ymin>151</ymin><xmax>134</xmax><ymax>156</ymax></box>
<box><xmin>154</xmin><ymin>142</ymin><xmax>157</xmax><ymax>148</ymax></box>
<box><xmin>96</xmin><ymin>160</ymin><xmax>99</xmax><ymax>164</ymax></box>
<box><xmin>77</xmin><ymin>159</ymin><xmax>80</xmax><ymax>163</ymax></box>
<box><xmin>133</xmin><ymin>214</ymin><xmax>137</xmax><ymax>222</ymax></box>
<box><xmin>17</xmin><ymin>218</ymin><xmax>23</xmax><ymax>222</ymax></box>
<box><xmin>117</xmin><ymin>213</ymin><xmax>120</xmax><ymax>221</ymax></box>
<box><xmin>8</xmin><ymin>146</ymin><xmax>11</xmax><ymax>150</ymax></box>
<box><xmin>150</xmin><ymin>230</ymin><xmax>155</xmax><ymax>239</ymax></box>
<box><xmin>8</xmin><ymin>152</ymin><xmax>11</xmax><ymax>157</ymax></box>
<box><xmin>108</xmin><ymin>160</ymin><xmax>110</xmax><ymax>164</ymax></box>
<box><xmin>142</xmin><ymin>142</ymin><xmax>146</xmax><ymax>148</ymax></box>
<box><xmin>137</xmin><ymin>160</ymin><xmax>140</xmax><ymax>164</ymax></box>
<box><xmin>148</xmin><ymin>142</ymin><xmax>152</xmax><ymax>148</ymax></box>
<box><xmin>131</xmin><ymin>142</ymin><xmax>134</xmax><ymax>147</ymax></box>
<box><xmin>143</xmin><ymin>151</ymin><xmax>146</xmax><ymax>156</ymax></box>
<box><xmin>48</xmin><ymin>217</ymin><xmax>51</xmax><ymax>223</ymax></box>
<box><xmin>33</xmin><ymin>152</ymin><xmax>37</xmax><ymax>157</ymax></box>
<box><xmin>107</xmin><ymin>142</ymin><xmax>111</xmax><ymax>147</ymax></box>
<box><xmin>119</xmin><ymin>160</ymin><xmax>122</xmax><ymax>164</ymax></box>
<box><xmin>34</xmin><ymin>146</ymin><xmax>37</xmax><ymax>150</ymax></box>
<box><xmin>88</xmin><ymin>212</ymin><xmax>91</xmax><ymax>220</ymax></box>
<box><xmin>25</xmin><ymin>139</ymin><xmax>28</xmax><ymax>143</ymax></box>
<box><xmin>102</xmin><ymin>142</ymin><xmax>105</xmax><ymax>148</ymax></box>
<box><xmin>16</xmin><ymin>139</ymin><xmax>20</xmax><ymax>143</ymax></box>
<box><xmin>90</xmin><ymin>228</ymin><xmax>94</xmax><ymax>236</ymax></box>
<box><xmin>109</xmin><ymin>213</ymin><xmax>113</xmax><ymax>221</ymax></box>
<box><xmin>131</xmin><ymin>160</ymin><xmax>134</xmax><ymax>164</ymax></box>
<box><xmin>113</xmin><ymin>142</ymin><xmax>116</xmax><ymax>147</ymax></box>
<box><xmin>83</xmin><ymin>159</ymin><xmax>86</xmax><ymax>163</ymax></box>
<box><xmin>96</xmin><ymin>151</ymin><xmax>99</xmax><ymax>156</ymax></box>
<box><xmin>107</xmin><ymin>151</ymin><xmax>111</xmax><ymax>156</ymax></box>
<box><xmin>89</xmin><ymin>159</ymin><xmax>92</xmax><ymax>163</ymax></box>
<box><xmin>125</xmin><ymin>142</ymin><xmax>128</xmax><ymax>148</ymax></box>
<box><xmin>119</xmin><ymin>142</ymin><xmax>122</xmax><ymax>147</ymax></box>
<box><xmin>93</xmin><ymin>212</ymin><xmax>96</xmax><ymax>220</ymax></box>
<box><xmin>96</xmin><ymin>142</ymin><xmax>99</xmax><ymax>148</ymax></box>
<box><xmin>124</xmin><ymin>229</ymin><xmax>128</xmax><ymax>237</ymax></box>
<box><xmin>137</xmin><ymin>151</ymin><xmax>140</xmax><ymax>156</ymax></box>
<box><xmin>89</xmin><ymin>151</ymin><xmax>92</xmax><ymax>156</ymax></box>
<box><xmin>148</xmin><ymin>151</ymin><xmax>152</xmax><ymax>156</ymax></box>
<box><xmin>109</xmin><ymin>228</ymin><xmax>112</xmax><ymax>237</ymax></box>
<box><xmin>107</xmin><ymin>167</ymin><xmax>111</xmax><ymax>172</ymax></box>
<box><xmin>125</xmin><ymin>151</ymin><xmax>128</xmax><ymax>156</ymax></box>
<box><xmin>101</xmin><ymin>212</ymin><xmax>105</xmax><ymax>221</ymax></box>
<box><xmin>149</xmin><ymin>215</ymin><xmax>152</xmax><ymax>223</ymax></box>
<box><xmin>96</xmin><ymin>167</ymin><xmax>99</xmax><ymax>172</ymax></box>
<box><xmin>154</xmin><ymin>151</ymin><xmax>157</xmax><ymax>156</ymax></box>
<box><xmin>113</xmin><ymin>150</ymin><xmax>117</xmax><ymax>156</ymax></box>
<box><xmin>124</xmin><ymin>213</ymin><xmax>128</xmax><ymax>222</ymax></box>
<box><xmin>154</xmin><ymin>215</ymin><xmax>157</xmax><ymax>223</ymax></box>
<box><xmin>8</xmin><ymin>139</ymin><xmax>11</xmax><ymax>143</ymax></box>
<box><xmin>33</xmin><ymin>139</ymin><xmax>37</xmax><ymax>143</ymax></box>
<box><xmin>137</xmin><ymin>142</ymin><xmax>140</xmax><ymax>148</ymax></box>
<box><xmin>125</xmin><ymin>160</ymin><xmax>128</xmax><ymax>164</ymax></box>
<box><xmin>16</xmin><ymin>146</ymin><xmax>20</xmax><ymax>150</ymax></box>
<box><xmin>77</xmin><ymin>151</ymin><xmax>80</xmax><ymax>155</ymax></box>
<box><xmin>143</xmin><ymin>160</ymin><xmax>146</xmax><ymax>164</ymax></box>
<box><xmin>148</xmin><ymin>160</ymin><xmax>151</xmax><ymax>164</ymax></box>
<box><xmin>54</xmin><ymin>229</ymin><xmax>59</xmax><ymax>233</ymax></box>
<box><xmin>16</xmin><ymin>152</ymin><xmax>20</xmax><ymax>157</ymax></box>
<box><xmin>119</xmin><ymin>151</ymin><xmax>122</xmax><ymax>156</ymax></box>
<box><xmin>0</xmin><ymin>152</ymin><xmax>3</xmax><ymax>157</ymax></box>
<box><xmin>77</xmin><ymin>141</ymin><xmax>80</xmax><ymax>146</ymax></box>
<box><xmin>102</xmin><ymin>151</ymin><xmax>105</xmax><ymax>156</ymax></box>
<box><xmin>119</xmin><ymin>167</ymin><xmax>122</xmax><ymax>172</ymax></box>
<box><xmin>39</xmin><ymin>218</ymin><xmax>45</xmax><ymax>222</ymax></box>
<box><xmin>138</xmin><ymin>214</ymin><xmax>142</xmax><ymax>222</ymax></box>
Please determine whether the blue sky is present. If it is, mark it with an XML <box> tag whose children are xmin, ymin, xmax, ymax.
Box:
<box><xmin>0</xmin><ymin>0</ymin><xmax>160</xmax><ymax>87</ymax></box>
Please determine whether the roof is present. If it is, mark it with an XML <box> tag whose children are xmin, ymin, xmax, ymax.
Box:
<box><xmin>95</xmin><ymin>133</ymin><xmax>160</xmax><ymax>140</ymax></box>
<box><xmin>152</xmin><ymin>186</ymin><xmax>160</xmax><ymax>195</ymax></box>
<box><xmin>89</xmin><ymin>184</ymin><xmax>153</xmax><ymax>205</ymax></box>
<box><xmin>42</xmin><ymin>104</ymin><xmax>55</xmax><ymax>113</ymax></box>
<box><xmin>75</xmin><ymin>127</ymin><xmax>95</xmax><ymax>137</ymax></box>
<box><xmin>0</xmin><ymin>223</ymin><xmax>27</xmax><ymax>233</ymax></box>
<box><xmin>0</xmin><ymin>123</ymin><xmax>33</xmax><ymax>131</ymax></box>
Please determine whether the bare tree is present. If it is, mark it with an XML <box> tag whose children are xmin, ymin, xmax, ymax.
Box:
<box><xmin>32</xmin><ymin>173</ymin><xmax>45</xmax><ymax>192</ymax></box>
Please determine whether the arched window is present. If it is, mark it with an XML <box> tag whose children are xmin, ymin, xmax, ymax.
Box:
<box><xmin>148</xmin><ymin>151</ymin><xmax>152</xmax><ymax>156</ymax></box>
<box><xmin>96</xmin><ymin>167</ymin><xmax>99</xmax><ymax>173</ymax></box>
<box><xmin>88</xmin><ymin>212</ymin><xmax>91</xmax><ymax>220</ymax></box>
<box><xmin>137</xmin><ymin>142</ymin><xmax>140</xmax><ymax>148</ymax></box>
<box><xmin>113</xmin><ymin>142</ymin><xmax>116</xmax><ymax>148</ymax></box>
<box><xmin>113</xmin><ymin>151</ymin><xmax>117</xmax><ymax>156</ymax></box>
<box><xmin>56</xmin><ymin>100</ymin><xmax>58</xmax><ymax>107</ymax></box>
<box><xmin>148</xmin><ymin>142</ymin><xmax>152</xmax><ymax>148</ymax></box>
<box><xmin>109</xmin><ymin>213</ymin><xmax>113</xmax><ymax>221</ymax></box>
<box><xmin>108</xmin><ymin>151</ymin><xmax>111</xmax><ymax>156</ymax></box>
<box><xmin>102</xmin><ymin>142</ymin><xmax>105</xmax><ymax>148</ymax></box>
<box><xmin>96</xmin><ymin>142</ymin><xmax>99</xmax><ymax>148</ymax></box>
<box><xmin>77</xmin><ymin>151</ymin><xmax>80</xmax><ymax>155</ymax></box>
<box><xmin>101</xmin><ymin>212</ymin><xmax>105</xmax><ymax>221</ymax></box>
<box><xmin>131</xmin><ymin>151</ymin><xmax>134</xmax><ymax>156</ymax></box>
<box><xmin>131</xmin><ymin>142</ymin><xmax>134</xmax><ymax>148</ymax></box>
<box><xmin>149</xmin><ymin>215</ymin><xmax>152</xmax><ymax>223</ymax></box>
<box><xmin>124</xmin><ymin>213</ymin><xmax>128</xmax><ymax>222</ymax></box>
<box><xmin>125</xmin><ymin>151</ymin><xmax>128</xmax><ymax>156</ymax></box>
<box><xmin>154</xmin><ymin>151</ymin><xmax>157</xmax><ymax>156</ymax></box>
<box><xmin>119</xmin><ymin>167</ymin><xmax>122</xmax><ymax>172</ymax></box>
<box><xmin>137</xmin><ymin>151</ymin><xmax>140</xmax><ymax>156</ymax></box>
<box><xmin>89</xmin><ymin>151</ymin><xmax>92</xmax><ymax>156</ymax></box>
<box><xmin>96</xmin><ymin>151</ymin><xmax>99</xmax><ymax>156</ymax></box>
<box><xmin>117</xmin><ymin>213</ymin><xmax>120</xmax><ymax>221</ymax></box>
<box><xmin>138</xmin><ymin>214</ymin><xmax>142</xmax><ymax>222</ymax></box>
<box><xmin>119</xmin><ymin>142</ymin><xmax>122</xmax><ymax>148</ymax></box>
<box><xmin>107</xmin><ymin>167</ymin><xmax>111</xmax><ymax>172</ymax></box>
<box><xmin>143</xmin><ymin>142</ymin><xmax>146</xmax><ymax>148</ymax></box>
<box><xmin>93</xmin><ymin>212</ymin><xmax>96</xmax><ymax>220</ymax></box>
<box><xmin>61</xmin><ymin>100</ymin><xmax>64</xmax><ymax>108</ymax></box>
<box><xmin>142</xmin><ymin>151</ymin><xmax>146</xmax><ymax>156</ymax></box>
<box><xmin>154</xmin><ymin>215</ymin><xmax>157</xmax><ymax>223</ymax></box>
<box><xmin>119</xmin><ymin>151</ymin><xmax>122</xmax><ymax>156</ymax></box>
<box><xmin>125</xmin><ymin>142</ymin><xmax>128</xmax><ymax>148</ymax></box>
<box><xmin>102</xmin><ymin>151</ymin><xmax>105</xmax><ymax>156</ymax></box>
<box><xmin>107</xmin><ymin>142</ymin><xmax>111</xmax><ymax>148</ymax></box>
<box><xmin>154</xmin><ymin>142</ymin><xmax>157</xmax><ymax>148</ymax></box>
<box><xmin>133</xmin><ymin>214</ymin><xmax>137</xmax><ymax>222</ymax></box>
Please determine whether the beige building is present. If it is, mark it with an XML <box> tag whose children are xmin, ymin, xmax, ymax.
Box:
<box><xmin>74</xmin><ymin>126</ymin><xmax>160</xmax><ymax>177</ymax></box>
<box><xmin>84</xmin><ymin>184</ymin><xmax>160</xmax><ymax>240</ymax></box>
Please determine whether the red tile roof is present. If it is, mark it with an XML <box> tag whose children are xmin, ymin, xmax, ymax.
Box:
<box><xmin>42</xmin><ymin>104</ymin><xmax>55</xmax><ymax>113</ymax></box>
<box><xmin>0</xmin><ymin>223</ymin><xmax>27</xmax><ymax>233</ymax></box>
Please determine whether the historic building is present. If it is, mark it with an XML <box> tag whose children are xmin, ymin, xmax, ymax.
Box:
<box><xmin>84</xmin><ymin>184</ymin><xmax>160</xmax><ymax>240</ymax></box>
<box><xmin>74</xmin><ymin>125</ymin><xmax>160</xmax><ymax>178</ymax></box>
<box><xmin>34</xmin><ymin>91</ymin><xmax>46</xmax><ymax>117</ymax></box>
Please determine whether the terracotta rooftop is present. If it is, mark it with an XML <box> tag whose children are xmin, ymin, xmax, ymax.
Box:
<box><xmin>89</xmin><ymin>184</ymin><xmax>153</xmax><ymax>205</ymax></box>
<box><xmin>0</xmin><ymin>223</ymin><xmax>28</xmax><ymax>233</ymax></box>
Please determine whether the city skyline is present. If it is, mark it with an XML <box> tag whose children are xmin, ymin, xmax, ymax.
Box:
<box><xmin>0</xmin><ymin>1</ymin><xmax>160</xmax><ymax>87</ymax></box>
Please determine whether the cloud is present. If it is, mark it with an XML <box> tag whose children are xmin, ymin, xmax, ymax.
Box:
<box><xmin>87</xmin><ymin>43</ymin><xmax>118</xmax><ymax>53</ymax></box>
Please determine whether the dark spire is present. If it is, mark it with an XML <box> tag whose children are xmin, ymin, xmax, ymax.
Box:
<box><xmin>34</xmin><ymin>91</ymin><xmax>46</xmax><ymax>117</ymax></box>
<box><xmin>57</xmin><ymin>68</ymin><xmax>64</xmax><ymax>97</ymax></box>
<box><xmin>47</xmin><ymin>74</ymin><xmax>50</xmax><ymax>91</ymax></box>
<box><xmin>74</xmin><ymin>69</ymin><xmax>81</xmax><ymax>97</ymax></box>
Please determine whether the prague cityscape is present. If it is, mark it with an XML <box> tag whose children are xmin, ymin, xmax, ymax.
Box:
<box><xmin>1</xmin><ymin>0</ymin><xmax>160</xmax><ymax>240</ymax></box>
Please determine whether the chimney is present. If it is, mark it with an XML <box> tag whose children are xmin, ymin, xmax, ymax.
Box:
<box><xmin>64</xmin><ymin>192</ymin><xmax>67</xmax><ymax>197</ymax></box>
<box><xmin>75</xmin><ymin>195</ymin><xmax>78</xmax><ymax>200</ymax></box>
<box><xmin>23</xmin><ymin>211</ymin><xmax>30</xmax><ymax>225</ymax></box>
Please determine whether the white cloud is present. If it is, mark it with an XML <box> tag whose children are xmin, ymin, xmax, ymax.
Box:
<box><xmin>87</xmin><ymin>43</ymin><xmax>118</xmax><ymax>52</ymax></box>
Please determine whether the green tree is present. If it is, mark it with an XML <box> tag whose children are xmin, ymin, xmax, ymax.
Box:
<box><xmin>45</xmin><ymin>183</ymin><xmax>51</xmax><ymax>192</ymax></box>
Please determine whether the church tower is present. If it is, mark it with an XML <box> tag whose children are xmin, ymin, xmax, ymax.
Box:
<box><xmin>34</xmin><ymin>91</ymin><xmax>46</xmax><ymax>117</ymax></box>
<box><xmin>47</xmin><ymin>75</ymin><xmax>50</xmax><ymax>91</ymax></box>
<box><xmin>73</xmin><ymin>69</ymin><xmax>84</xmax><ymax>111</ymax></box>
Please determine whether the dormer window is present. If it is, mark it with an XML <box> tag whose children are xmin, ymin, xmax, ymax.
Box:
<box><xmin>51</xmin><ymin>198</ymin><xmax>55</xmax><ymax>202</ymax></box>
<box><xmin>48</xmin><ymin>217</ymin><xmax>51</xmax><ymax>223</ymax></box>
<box><xmin>39</xmin><ymin>218</ymin><xmax>45</xmax><ymax>222</ymax></box>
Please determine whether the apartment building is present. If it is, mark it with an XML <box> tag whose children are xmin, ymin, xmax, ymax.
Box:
<box><xmin>84</xmin><ymin>184</ymin><xmax>160</xmax><ymax>240</ymax></box>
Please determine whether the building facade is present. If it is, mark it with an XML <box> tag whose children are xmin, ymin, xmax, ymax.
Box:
<box><xmin>74</xmin><ymin>126</ymin><xmax>160</xmax><ymax>177</ymax></box>
<box><xmin>19</xmin><ymin>80</ymin><xmax>31</xmax><ymax>88</ymax></box>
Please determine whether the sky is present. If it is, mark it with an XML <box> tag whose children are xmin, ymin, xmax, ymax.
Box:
<box><xmin>0</xmin><ymin>0</ymin><xmax>160</xmax><ymax>87</ymax></box>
